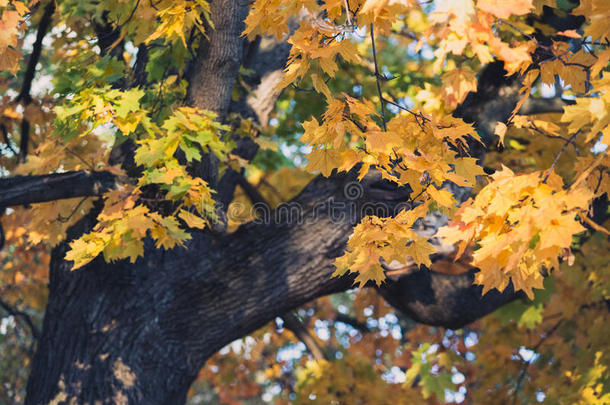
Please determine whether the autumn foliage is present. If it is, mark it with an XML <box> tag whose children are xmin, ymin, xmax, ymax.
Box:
<box><xmin>0</xmin><ymin>0</ymin><xmax>609</xmax><ymax>403</ymax></box>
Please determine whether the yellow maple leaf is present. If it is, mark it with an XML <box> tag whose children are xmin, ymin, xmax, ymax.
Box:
<box><xmin>427</xmin><ymin>186</ymin><xmax>455</xmax><ymax>208</ymax></box>
<box><xmin>178</xmin><ymin>209</ymin><xmax>208</xmax><ymax>229</ymax></box>
<box><xmin>305</xmin><ymin>148</ymin><xmax>342</xmax><ymax>177</ymax></box>
<box><xmin>441</xmin><ymin>68</ymin><xmax>478</xmax><ymax>108</ymax></box>
<box><xmin>403</xmin><ymin>238</ymin><xmax>435</xmax><ymax>268</ymax></box>
<box><xmin>539</xmin><ymin>216</ymin><xmax>586</xmax><ymax>250</ymax></box>
<box><xmin>452</xmin><ymin>157</ymin><xmax>485</xmax><ymax>185</ymax></box>
<box><xmin>477</xmin><ymin>0</ymin><xmax>533</xmax><ymax>19</ymax></box>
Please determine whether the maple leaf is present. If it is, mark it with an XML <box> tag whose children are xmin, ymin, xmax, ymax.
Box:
<box><xmin>427</xmin><ymin>186</ymin><xmax>456</xmax><ymax>208</ymax></box>
<box><xmin>65</xmin><ymin>235</ymin><xmax>108</xmax><ymax>270</ymax></box>
<box><xmin>305</xmin><ymin>148</ymin><xmax>342</xmax><ymax>177</ymax></box>
<box><xmin>452</xmin><ymin>157</ymin><xmax>485</xmax><ymax>186</ymax></box>
<box><xmin>151</xmin><ymin>216</ymin><xmax>192</xmax><ymax>249</ymax></box>
<box><xmin>477</xmin><ymin>0</ymin><xmax>533</xmax><ymax>18</ymax></box>
<box><xmin>403</xmin><ymin>238</ymin><xmax>435</xmax><ymax>268</ymax></box>
<box><xmin>114</xmin><ymin>89</ymin><xmax>145</xmax><ymax>119</ymax></box>
<box><xmin>539</xmin><ymin>216</ymin><xmax>586</xmax><ymax>250</ymax></box>
<box><xmin>441</xmin><ymin>68</ymin><xmax>478</xmax><ymax>107</ymax></box>
<box><xmin>178</xmin><ymin>209</ymin><xmax>208</xmax><ymax>229</ymax></box>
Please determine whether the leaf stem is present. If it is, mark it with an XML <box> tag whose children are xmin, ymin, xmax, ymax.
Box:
<box><xmin>370</xmin><ymin>23</ymin><xmax>387</xmax><ymax>132</ymax></box>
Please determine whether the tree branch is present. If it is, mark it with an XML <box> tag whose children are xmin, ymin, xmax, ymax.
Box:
<box><xmin>378</xmin><ymin>269</ymin><xmax>523</xmax><ymax>329</ymax></box>
<box><xmin>518</xmin><ymin>97</ymin><xmax>574</xmax><ymax>115</ymax></box>
<box><xmin>15</xmin><ymin>0</ymin><xmax>55</xmax><ymax>104</ymax></box>
<box><xmin>281</xmin><ymin>312</ymin><xmax>327</xmax><ymax>361</ymax></box>
<box><xmin>335</xmin><ymin>313</ymin><xmax>370</xmax><ymax>333</ymax></box>
<box><xmin>159</xmin><ymin>170</ymin><xmax>520</xmax><ymax>364</ymax></box>
<box><xmin>235</xmin><ymin>172</ymin><xmax>328</xmax><ymax>361</ymax></box>
<box><xmin>0</xmin><ymin>297</ymin><xmax>40</xmax><ymax>342</ymax></box>
<box><xmin>235</xmin><ymin>171</ymin><xmax>267</xmax><ymax>206</ymax></box>
<box><xmin>15</xmin><ymin>0</ymin><xmax>55</xmax><ymax>163</ymax></box>
<box><xmin>0</xmin><ymin>171</ymin><xmax>117</xmax><ymax>208</ymax></box>
<box><xmin>216</xmin><ymin>35</ymin><xmax>291</xmax><ymax>210</ymax></box>
<box><xmin>511</xmin><ymin>320</ymin><xmax>563</xmax><ymax>403</ymax></box>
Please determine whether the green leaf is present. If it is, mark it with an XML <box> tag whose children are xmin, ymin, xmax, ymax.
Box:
<box><xmin>518</xmin><ymin>303</ymin><xmax>544</xmax><ymax>330</ymax></box>
<box><xmin>167</xmin><ymin>182</ymin><xmax>191</xmax><ymax>200</ymax></box>
<box><xmin>180</xmin><ymin>139</ymin><xmax>201</xmax><ymax>162</ymax></box>
<box><xmin>114</xmin><ymin>89</ymin><xmax>145</xmax><ymax>119</ymax></box>
<box><xmin>420</xmin><ymin>372</ymin><xmax>453</xmax><ymax>401</ymax></box>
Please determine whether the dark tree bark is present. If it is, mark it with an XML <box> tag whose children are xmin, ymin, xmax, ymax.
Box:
<box><xmin>10</xmin><ymin>1</ymin><xmax>569</xmax><ymax>404</ymax></box>
<box><xmin>0</xmin><ymin>171</ymin><xmax>116</xmax><ymax>208</ymax></box>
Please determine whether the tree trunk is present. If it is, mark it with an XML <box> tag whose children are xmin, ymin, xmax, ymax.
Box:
<box><xmin>24</xmin><ymin>251</ymin><xmax>203</xmax><ymax>404</ymax></box>
<box><xmin>24</xmin><ymin>208</ymin><xmax>207</xmax><ymax>404</ymax></box>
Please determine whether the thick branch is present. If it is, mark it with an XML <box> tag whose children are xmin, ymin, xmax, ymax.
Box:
<box><xmin>169</xmin><ymin>171</ymin><xmax>518</xmax><ymax>362</ymax></box>
<box><xmin>16</xmin><ymin>1</ymin><xmax>55</xmax><ymax>104</ymax></box>
<box><xmin>232</xmin><ymin>173</ymin><xmax>329</xmax><ymax>360</ymax></box>
<box><xmin>518</xmin><ymin>96</ymin><xmax>574</xmax><ymax>115</ymax></box>
<box><xmin>186</xmin><ymin>2</ymin><xmax>247</xmax><ymax>120</ymax></box>
<box><xmin>0</xmin><ymin>171</ymin><xmax>116</xmax><ymax>208</ymax></box>
<box><xmin>215</xmin><ymin>37</ymin><xmax>292</xmax><ymax>208</ymax></box>
<box><xmin>15</xmin><ymin>0</ymin><xmax>55</xmax><ymax>163</ymax></box>
<box><xmin>379</xmin><ymin>270</ymin><xmax>523</xmax><ymax>329</ymax></box>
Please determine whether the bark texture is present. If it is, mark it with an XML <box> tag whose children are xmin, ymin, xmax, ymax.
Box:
<box><xmin>0</xmin><ymin>171</ymin><xmax>116</xmax><ymax>208</ymax></box>
<box><xmin>185</xmin><ymin>0</ymin><xmax>249</xmax><ymax>185</ymax></box>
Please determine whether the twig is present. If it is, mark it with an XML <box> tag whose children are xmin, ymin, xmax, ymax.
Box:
<box><xmin>382</xmin><ymin>97</ymin><xmax>429</xmax><ymax>124</ymax></box>
<box><xmin>334</xmin><ymin>313</ymin><xmax>370</xmax><ymax>333</ymax></box>
<box><xmin>512</xmin><ymin>320</ymin><xmax>562</xmax><ymax>403</ymax></box>
<box><xmin>581</xmin><ymin>215</ymin><xmax>610</xmax><ymax>236</ymax></box>
<box><xmin>117</xmin><ymin>0</ymin><xmax>141</xmax><ymax>28</ymax></box>
<box><xmin>56</xmin><ymin>196</ymin><xmax>90</xmax><ymax>223</ymax></box>
<box><xmin>64</xmin><ymin>146</ymin><xmax>95</xmax><ymax>170</ymax></box>
<box><xmin>390</xmin><ymin>28</ymin><xmax>418</xmax><ymax>40</ymax></box>
<box><xmin>570</xmin><ymin>152</ymin><xmax>606</xmax><ymax>190</ymax></box>
<box><xmin>370</xmin><ymin>23</ymin><xmax>387</xmax><ymax>131</ymax></box>
<box><xmin>498</xmin><ymin>19</ymin><xmax>536</xmax><ymax>42</ymax></box>
<box><xmin>0</xmin><ymin>297</ymin><xmax>40</xmax><ymax>342</ymax></box>
<box><xmin>282</xmin><ymin>312</ymin><xmax>326</xmax><ymax>361</ymax></box>
<box><xmin>1</xmin><ymin>124</ymin><xmax>18</xmax><ymax>156</ymax></box>
<box><xmin>543</xmin><ymin>131</ymin><xmax>578</xmax><ymax>183</ymax></box>
<box><xmin>343</xmin><ymin>0</ymin><xmax>352</xmax><ymax>26</ymax></box>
